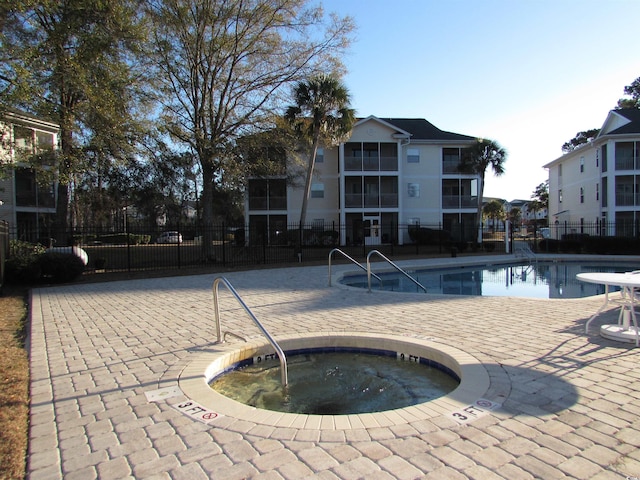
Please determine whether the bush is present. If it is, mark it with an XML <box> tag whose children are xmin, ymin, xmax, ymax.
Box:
<box><xmin>5</xmin><ymin>240</ymin><xmax>46</xmax><ymax>284</ymax></box>
<box><xmin>38</xmin><ymin>252</ymin><xmax>85</xmax><ymax>283</ymax></box>
<box><xmin>408</xmin><ymin>227</ymin><xmax>451</xmax><ymax>245</ymax></box>
<box><xmin>483</xmin><ymin>242</ymin><xmax>496</xmax><ymax>252</ymax></box>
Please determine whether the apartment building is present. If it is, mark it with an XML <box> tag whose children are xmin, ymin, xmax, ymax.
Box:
<box><xmin>245</xmin><ymin>115</ymin><xmax>479</xmax><ymax>246</ymax></box>
<box><xmin>0</xmin><ymin>109</ymin><xmax>59</xmax><ymax>241</ymax></box>
<box><xmin>544</xmin><ymin>108</ymin><xmax>640</xmax><ymax>236</ymax></box>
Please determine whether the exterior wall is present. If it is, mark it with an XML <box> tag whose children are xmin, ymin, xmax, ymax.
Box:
<box><xmin>547</xmin><ymin>143</ymin><xmax>601</xmax><ymax>229</ymax></box>
<box><xmin>401</xmin><ymin>144</ymin><xmax>442</xmax><ymax>226</ymax></box>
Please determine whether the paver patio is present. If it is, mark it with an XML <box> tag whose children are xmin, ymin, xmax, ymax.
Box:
<box><xmin>27</xmin><ymin>256</ymin><xmax>640</xmax><ymax>479</ymax></box>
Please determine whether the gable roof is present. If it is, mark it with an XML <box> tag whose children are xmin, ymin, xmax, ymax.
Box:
<box><xmin>379</xmin><ymin>118</ymin><xmax>476</xmax><ymax>143</ymax></box>
<box><xmin>599</xmin><ymin>108</ymin><xmax>640</xmax><ymax>137</ymax></box>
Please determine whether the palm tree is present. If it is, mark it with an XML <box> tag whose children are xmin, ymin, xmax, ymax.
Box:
<box><xmin>459</xmin><ymin>138</ymin><xmax>507</xmax><ymax>243</ymax></box>
<box><xmin>483</xmin><ymin>199</ymin><xmax>506</xmax><ymax>234</ymax></box>
<box><xmin>286</xmin><ymin>75</ymin><xmax>355</xmax><ymax>232</ymax></box>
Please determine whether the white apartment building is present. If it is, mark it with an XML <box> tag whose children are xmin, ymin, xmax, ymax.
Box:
<box><xmin>0</xmin><ymin>109</ymin><xmax>59</xmax><ymax>241</ymax></box>
<box><xmin>544</xmin><ymin>108</ymin><xmax>640</xmax><ymax>237</ymax></box>
<box><xmin>245</xmin><ymin>115</ymin><xmax>479</xmax><ymax>246</ymax></box>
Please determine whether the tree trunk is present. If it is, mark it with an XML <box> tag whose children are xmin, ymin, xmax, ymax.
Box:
<box><xmin>298</xmin><ymin>132</ymin><xmax>320</xmax><ymax>247</ymax></box>
<box><xmin>476</xmin><ymin>175</ymin><xmax>485</xmax><ymax>244</ymax></box>
<box><xmin>200</xmin><ymin>163</ymin><xmax>216</xmax><ymax>262</ymax></box>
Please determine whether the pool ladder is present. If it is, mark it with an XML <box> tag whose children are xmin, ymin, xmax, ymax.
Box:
<box><xmin>328</xmin><ymin>248</ymin><xmax>427</xmax><ymax>293</ymax></box>
<box><xmin>212</xmin><ymin>277</ymin><xmax>288</xmax><ymax>386</ymax></box>
<box><xmin>515</xmin><ymin>243</ymin><xmax>537</xmax><ymax>264</ymax></box>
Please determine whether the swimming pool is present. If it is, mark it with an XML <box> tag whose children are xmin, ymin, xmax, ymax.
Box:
<box><xmin>340</xmin><ymin>262</ymin><xmax>640</xmax><ymax>298</ymax></box>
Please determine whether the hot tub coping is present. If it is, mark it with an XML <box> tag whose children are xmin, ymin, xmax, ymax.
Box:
<box><xmin>179</xmin><ymin>332</ymin><xmax>492</xmax><ymax>430</ymax></box>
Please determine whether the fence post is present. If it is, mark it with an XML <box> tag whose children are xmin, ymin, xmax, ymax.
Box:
<box><xmin>262</xmin><ymin>224</ymin><xmax>267</xmax><ymax>264</ymax></box>
<box><xmin>126</xmin><ymin>228</ymin><xmax>132</xmax><ymax>272</ymax></box>
<box><xmin>176</xmin><ymin>222</ymin><xmax>181</xmax><ymax>269</ymax></box>
<box><xmin>222</xmin><ymin>223</ymin><xmax>226</xmax><ymax>267</ymax></box>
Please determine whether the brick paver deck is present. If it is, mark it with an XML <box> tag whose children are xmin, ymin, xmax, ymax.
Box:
<box><xmin>27</xmin><ymin>256</ymin><xmax>640</xmax><ymax>479</ymax></box>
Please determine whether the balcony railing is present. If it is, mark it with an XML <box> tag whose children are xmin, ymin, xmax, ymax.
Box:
<box><xmin>344</xmin><ymin>193</ymin><xmax>398</xmax><ymax>208</ymax></box>
<box><xmin>442</xmin><ymin>160</ymin><xmax>461</xmax><ymax>174</ymax></box>
<box><xmin>344</xmin><ymin>156</ymin><xmax>398</xmax><ymax>172</ymax></box>
<box><xmin>615</xmin><ymin>193</ymin><xmax>639</xmax><ymax>206</ymax></box>
<box><xmin>442</xmin><ymin>195</ymin><xmax>478</xmax><ymax>209</ymax></box>
<box><xmin>248</xmin><ymin>196</ymin><xmax>287</xmax><ymax>210</ymax></box>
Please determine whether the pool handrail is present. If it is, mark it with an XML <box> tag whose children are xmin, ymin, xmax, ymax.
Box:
<box><xmin>212</xmin><ymin>276</ymin><xmax>288</xmax><ymax>386</ymax></box>
<box><xmin>328</xmin><ymin>248</ymin><xmax>381</xmax><ymax>286</ymax></box>
<box><xmin>366</xmin><ymin>250</ymin><xmax>427</xmax><ymax>293</ymax></box>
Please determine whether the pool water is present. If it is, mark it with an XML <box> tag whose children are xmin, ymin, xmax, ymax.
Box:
<box><xmin>210</xmin><ymin>351</ymin><xmax>459</xmax><ymax>414</ymax></box>
<box><xmin>341</xmin><ymin>262</ymin><xmax>640</xmax><ymax>298</ymax></box>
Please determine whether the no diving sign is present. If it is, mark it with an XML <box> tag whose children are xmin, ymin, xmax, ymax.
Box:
<box><xmin>171</xmin><ymin>400</ymin><xmax>222</xmax><ymax>424</ymax></box>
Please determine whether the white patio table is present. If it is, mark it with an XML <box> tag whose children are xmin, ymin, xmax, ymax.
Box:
<box><xmin>577</xmin><ymin>271</ymin><xmax>640</xmax><ymax>346</ymax></box>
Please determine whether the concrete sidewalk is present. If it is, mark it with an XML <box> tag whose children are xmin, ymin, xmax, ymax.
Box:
<box><xmin>27</xmin><ymin>258</ymin><xmax>640</xmax><ymax>479</ymax></box>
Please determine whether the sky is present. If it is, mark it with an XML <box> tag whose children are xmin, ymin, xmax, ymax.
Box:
<box><xmin>320</xmin><ymin>0</ymin><xmax>640</xmax><ymax>201</ymax></box>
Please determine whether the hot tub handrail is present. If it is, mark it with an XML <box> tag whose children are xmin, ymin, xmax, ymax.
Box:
<box><xmin>212</xmin><ymin>276</ymin><xmax>288</xmax><ymax>386</ymax></box>
<box><xmin>366</xmin><ymin>250</ymin><xmax>427</xmax><ymax>293</ymax></box>
<box><xmin>328</xmin><ymin>248</ymin><xmax>381</xmax><ymax>286</ymax></box>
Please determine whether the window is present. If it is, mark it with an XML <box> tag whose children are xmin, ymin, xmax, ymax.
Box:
<box><xmin>596</xmin><ymin>183</ymin><xmax>599</xmax><ymax>201</ymax></box>
<box><xmin>311</xmin><ymin>182</ymin><xmax>324</xmax><ymax>198</ymax></box>
<box><xmin>601</xmin><ymin>145</ymin><xmax>607</xmax><ymax>172</ymax></box>
<box><xmin>407</xmin><ymin>149</ymin><xmax>420</xmax><ymax>163</ymax></box>
<box><xmin>580</xmin><ymin>156</ymin><xmax>584</xmax><ymax>173</ymax></box>
<box><xmin>580</xmin><ymin>187</ymin><xmax>584</xmax><ymax>203</ymax></box>
<box><xmin>316</xmin><ymin>148</ymin><xmax>324</xmax><ymax>163</ymax></box>
<box><xmin>408</xmin><ymin>183</ymin><xmax>419</xmax><ymax>198</ymax></box>
<box><xmin>558</xmin><ymin>164</ymin><xmax>563</xmax><ymax>177</ymax></box>
<box><xmin>559</xmin><ymin>189</ymin><xmax>563</xmax><ymax>203</ymax></box>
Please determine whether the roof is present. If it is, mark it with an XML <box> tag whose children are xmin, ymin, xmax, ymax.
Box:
<box><xmin>605</xmin><ymin>108</ymin><xmax>640</xmax><ymax>135</ymax></box>
<box><xmin>378</xmin><ymin>118</ymin><xmax>477</xmax><ymax>142</ymax></box>
<box><xmin>2</xmin><ymin>107</ymin><xmax>59</xmax><ymax>132</ymax></box>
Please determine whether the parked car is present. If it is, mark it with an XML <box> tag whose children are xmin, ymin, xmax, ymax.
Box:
<box><xmin>156</xmin><ymin>231</ymin><xmax>183</xmax><ymax>244</ymax></box>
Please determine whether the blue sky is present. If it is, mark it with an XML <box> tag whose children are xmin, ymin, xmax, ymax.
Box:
<box><xmin>321</xmin><ymin>0</ymin><xmax>640</xmax><ymax>201</ymax></box>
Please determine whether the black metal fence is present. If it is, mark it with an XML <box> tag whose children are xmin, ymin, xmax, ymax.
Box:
<box><xmin>7</xmin><ymin>221</ymin><xmax>485</xmax><ymax>274</ymax></box>
<box><xmin>0</xmin><ymin>221</ymin><xmax>8</xmax><ymax>292</ymax></box>
<box><xmin>6</xmin><ymin>220</ymin><xmax>640</xmax><ymax>277</ymax></box>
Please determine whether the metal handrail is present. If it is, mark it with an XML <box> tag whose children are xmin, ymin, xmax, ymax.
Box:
<box><xmin>212</xmin><ymin>276</ymin><xmax>288</xmax><ymax>386</ymax></box>
<box><xmin>328</xmin><ymin>248</ymin><xmax>382</xmax><ymax>286</ymax></box>
<box><xmin>515</xmin><ymin>243</ymin><xmax>537</xmax><ymax>263</ymax></box>
<box><xmin>366</xmin><ymin>250</ymin><xmax>427</xmax><ymax>293</ymax></box>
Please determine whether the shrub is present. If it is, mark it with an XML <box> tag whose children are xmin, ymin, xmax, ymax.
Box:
<box><xmin>5</xmin><ymin>240</ymin><xmax>46</xmax><ymax>284</ymax></box>
<box><xmin>483</xmin><ymin>242</ymin><xmax>496</xmax><ymax>252</ymax></box>
<box><xmin>38</xmin><ymin>252</ymin><xmax>85</xmax><ymax>283</ymax></box>
<box><xmin>408</xmin><ymin>227</ymin><xmax>451</xmax><ymax>245</ymax></box>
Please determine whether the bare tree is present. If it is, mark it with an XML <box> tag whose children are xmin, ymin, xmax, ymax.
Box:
<box><xmin>147</xmin><ymin>0</ymin><xmax>354</xmax><ymax>258</ymax></box>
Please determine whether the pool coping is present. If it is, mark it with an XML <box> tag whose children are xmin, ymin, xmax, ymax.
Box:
<box><xmin>179</xmin><ymin>332</ymin><xmax>492</xmax><ymax>430</ymax></box>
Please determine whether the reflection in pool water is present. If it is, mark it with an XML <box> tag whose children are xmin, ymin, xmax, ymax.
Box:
<box><xmin>210</xmin><ymin>350</ymin><xmax>459</xmax><ymax>415</ymax></box>
<box><xmin>341</xmin><ymin>262</ymin><xmax>640</xmax><ymax>298</ymax></box>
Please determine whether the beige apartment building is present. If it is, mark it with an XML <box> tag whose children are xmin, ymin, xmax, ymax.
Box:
<box><xmin>245</xmin><ymin>115</ymin><xmax>480</xmax><ymax>246</ymax></box>
<box><xmin>544</xmin><ymin>108</ymin><xmax>640</xmax><ymax>237</ymax></box>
